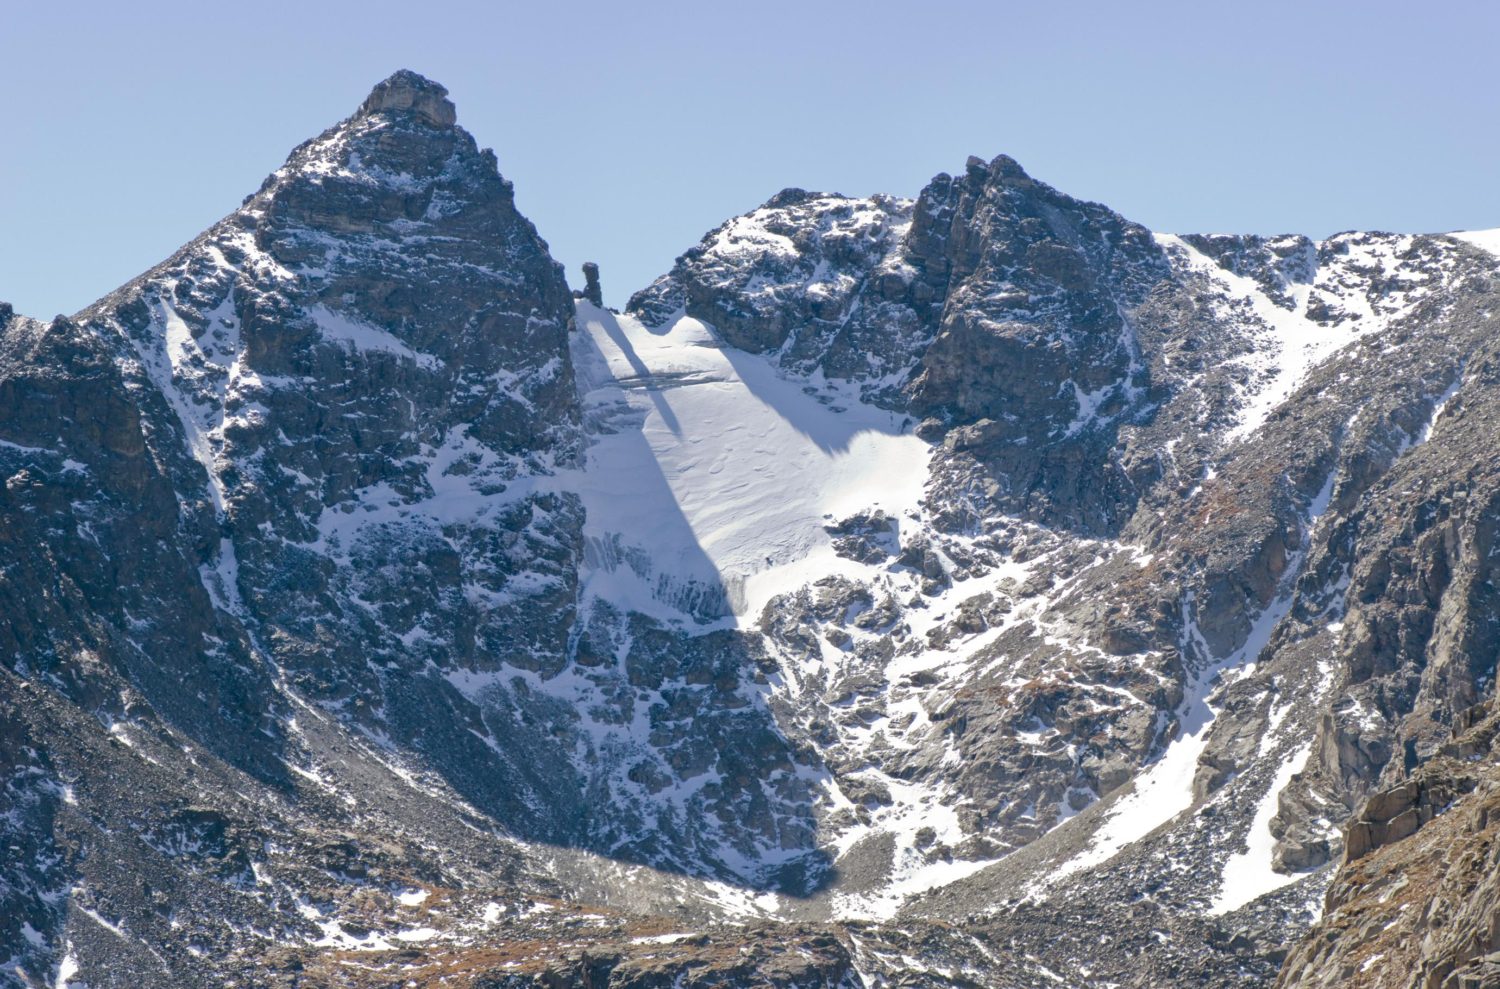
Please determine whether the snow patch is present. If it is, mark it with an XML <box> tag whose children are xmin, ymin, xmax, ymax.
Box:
<box><xmin>307</xmin><ymin>305</ymin><xmax>440</xmax><ymax>369</ymax></box>
<box><xmin>631</xmin><ymin>932</ymin><xmax>694</xmax><ymax>945</ymax></box>
<box><xmin>54</xmin><ymin>948</ymin><xmax>80</xmax><ymax>989</ymax></box>
<box><xmin>1415</xmin><ymin>376</ymin><xmax>1463</xmax><ymax>447</ymax></box>
<box><xmin>1211</xmin><ymin>742</ymin><xmax>1314</xmax><ymax>914</ymax></box>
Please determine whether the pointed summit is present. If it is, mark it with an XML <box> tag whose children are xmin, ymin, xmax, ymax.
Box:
<box><xmin>358</xmin><ymin>69</ymin><xmax>457</xmax><ymax>128</ymax></box>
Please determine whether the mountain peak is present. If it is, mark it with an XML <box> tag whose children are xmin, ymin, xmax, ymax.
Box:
<box><xmin>358</xmin><ymin>69</ymin><xmax>457</xmax><ymax>128</ymax></box>
<box><xmin>965</xmin><ymin>152</ymin><xmax>1030</xmax><ymax>183</ymax></box>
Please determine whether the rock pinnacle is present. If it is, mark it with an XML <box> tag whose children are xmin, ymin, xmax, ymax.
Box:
<box><xmin>359</xmin><ymin>69</ymin><xmax>457</xmax><ymax>128</ymax></box>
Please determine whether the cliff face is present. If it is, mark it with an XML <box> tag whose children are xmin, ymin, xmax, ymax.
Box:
<box><xmin>5</xmin><ymin>70</ymin><xmax>1500</xmax><ymax>989</ymax></box>
<box><xmin>1278</xmin><ymin>703</ymin><xmax>1500</xmax><ymax>989</ymax></box>
<box><xmin>68</xmin><ymin>68</ymin><xmax>595</xmax><ymax>836</ymax></box>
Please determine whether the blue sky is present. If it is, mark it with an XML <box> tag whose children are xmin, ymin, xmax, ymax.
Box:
<box><xmin>3</xmin><ymin>0</ymin><xmax>1497</xmax><ymax>315</ymax></box>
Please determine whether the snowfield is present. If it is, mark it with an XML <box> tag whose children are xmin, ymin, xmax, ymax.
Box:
<box><xmin>568</xmin><ymin>302</ymin><xmax>930</xmax><ymax>628</ymax></box>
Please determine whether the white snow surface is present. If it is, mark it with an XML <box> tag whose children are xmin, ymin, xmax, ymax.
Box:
<box><xmin>1211</xmin><ymin>742</ymin><xmax>1314</xmax><ymax>914</ymax></box>
<box><xmin>565</xmin><ymin>303</ymin><xmax>1025</xmax><ymax>912</ymax></box>
<box><xmin>307</xmin><ymin>304</ymin><xmax>440</xmax><ymax>369</ymax></box>
<box><xmin>54</xmin><ymin>948</ymin><xmax>81</xmax><ymax>989</ymax></box>
<box><xmin>1450</xmin><ymin>228</ymin><xmax>1500</xmax><ymax>258</ymax></box>
<box><xmin>568</xmin><ymin>303</ymin><xmax>930</xmax><ymax>628</ymax></box>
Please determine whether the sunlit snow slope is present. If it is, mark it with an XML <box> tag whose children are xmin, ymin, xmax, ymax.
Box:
<box><xmin>569</xmin><ymin>302</ymin><xmax>930</xmax><ymax>627</ymax></box>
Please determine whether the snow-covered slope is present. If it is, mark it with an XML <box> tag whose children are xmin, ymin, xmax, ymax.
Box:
<box><xmin>569</xmin><ymin>302</ymin><xmax>928</xmax><ymax>627</ymax></box>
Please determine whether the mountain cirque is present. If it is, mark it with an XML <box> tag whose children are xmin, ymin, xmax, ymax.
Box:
<box><xmin>3</xmin><ymin>70</ymin><xmax>1500</xmax><ymax>987</ymax></box>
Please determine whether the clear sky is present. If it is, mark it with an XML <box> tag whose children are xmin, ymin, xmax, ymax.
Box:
<box><xmin>3</xmin><ymin>0</ymin><xmax>1498</xmax><ymax>316</ymax></box>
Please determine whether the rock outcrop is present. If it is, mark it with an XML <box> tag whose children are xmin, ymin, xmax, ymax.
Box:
<box><xmin>580</xmin><ymin>261</ymin><xmax>603</xmax><ymax>306</ymax></box>
<box><xmin>1279</xmin><ymin>704</ymin><xmax>1500</xmax><ymax>989</ymax></box>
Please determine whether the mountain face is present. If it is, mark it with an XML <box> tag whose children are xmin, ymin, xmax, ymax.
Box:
<box><xmin>630</xmin><ymin>154</ymin><xmax>1167</xmax><ymax>536</ymax></box>
<box><xmin>4</xmin><ymin>71</ymin><xmax>1499</xmax><ymax>988</ymax></box>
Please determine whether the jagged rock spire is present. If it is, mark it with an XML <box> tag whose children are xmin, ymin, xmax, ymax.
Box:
<box><xmin>358</xmin><ymin>69</ymin><xmax>457</xmax><ymax>128</ymax></box>
<box><xmin>581</xmin><ymin>262</ymin><xmax>603</xmax><ymax>306</ymax></box>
